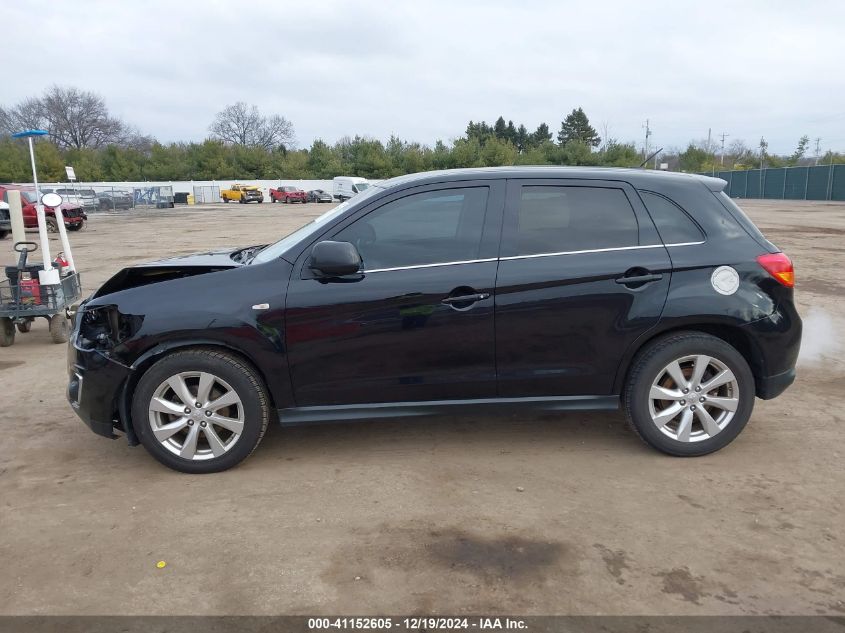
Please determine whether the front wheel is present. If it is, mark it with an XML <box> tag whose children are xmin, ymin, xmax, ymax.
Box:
<box><xmin>624</xmin><ymin>332</ymin><xmax>755</xmax><ymax>457</ymax></box>
<box><xmin>132</xmin><ymin>349</ymin><xmax>270</xmax><ymax>473</ymax></box>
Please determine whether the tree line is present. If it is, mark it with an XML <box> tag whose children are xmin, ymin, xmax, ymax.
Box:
<box><xmin>1</xmin><ymin>86</ymin><xmax>841</xmax><ymax>184</ymax></box>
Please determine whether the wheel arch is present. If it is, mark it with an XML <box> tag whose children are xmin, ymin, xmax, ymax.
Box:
<box><xmin>119</xmin><ymin>339</ymin><xmax>278</xmax><ymax>445</ymax></box>
<box><xmin>614</xmin><ymin>321</ymin><xmax>764</xmax><ymax>397</ymax></box>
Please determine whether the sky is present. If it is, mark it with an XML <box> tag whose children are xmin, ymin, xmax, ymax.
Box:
<box><xmin>3</xmin><ymin>0</ymin><xmax>844</xmax><ymax>155</ymax></box>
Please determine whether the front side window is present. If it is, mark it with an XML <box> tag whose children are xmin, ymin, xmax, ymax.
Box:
<box><xmin>503</xmin><ymin>186</ymin><xmax>639</xmax><ymax>257</ymax></box>
<box><xmin>334</xmin><ymin>187</ymin><xmax>489</xmax><ymax>270</ymax></box>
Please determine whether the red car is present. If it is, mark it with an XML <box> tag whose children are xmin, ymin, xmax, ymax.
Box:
<box><xmin>0</xmin><ymin>185</ymin><xmax>86</xmax><ymax>234</ymax></box>
<box><xmin>269</xmin><ymin>186</ymin><xmax>307</xmax><ymax>204</ymax></box>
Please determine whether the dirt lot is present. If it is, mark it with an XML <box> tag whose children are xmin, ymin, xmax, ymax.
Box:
<box><xmin>1</xmin><ymin>199</ymin><xmax>843</xmax><ymax>616</ymax></box>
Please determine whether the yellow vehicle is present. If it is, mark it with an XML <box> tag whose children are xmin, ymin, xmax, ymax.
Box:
<box><xmin>220</xmin><ymin>184</ymin><xmax>264</xmax><ymax>204</ymax></box>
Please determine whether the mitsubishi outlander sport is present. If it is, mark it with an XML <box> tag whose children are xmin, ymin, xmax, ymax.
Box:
<box><xmin>67</xmin><ymin>167</ymin><xmax>801</xmax><ymax>473</ymax></box>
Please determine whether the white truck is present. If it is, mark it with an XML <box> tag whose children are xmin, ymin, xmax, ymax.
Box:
<box><xmin>333</xmin><ymin>176</ymin><xmax>371</xmax><ymax>202</ymax></box>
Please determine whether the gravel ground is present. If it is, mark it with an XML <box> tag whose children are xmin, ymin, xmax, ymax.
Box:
<box><xmin>0</xmin><ymin>199</ymin><xmax>843</xmax><ymax>616</ymax></box>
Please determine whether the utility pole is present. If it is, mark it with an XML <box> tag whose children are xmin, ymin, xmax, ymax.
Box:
<box><xmin>719</xmin><ymin>132</ymin><xmax>729</xmax><ymax>166</ymax></box>
<box><xmin>642</xmin><ymin>119</ymin><xmax>651</xmax><ymax>161</ymax></box>
<box><xmin>707</xmin><ymin>128</ymin><xmax>712</xmax><ymax>154</ymax></box>
<box><xmin>759</xmin><ymin>137</ymin><xmax>768</xmax><ymax>170</ymax></box>
<box><xmin>814</xmin><ymin>137</ymin><xmax>822</xmax><ymax>165</ymax></box>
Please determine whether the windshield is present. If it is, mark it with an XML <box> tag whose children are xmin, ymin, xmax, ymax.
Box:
<box><xmin>356</xmin><ymin>182</ymin><xmax>370</xmax><ymax>191</ymax></box>
<box><xmin>21</xmin><ymin>192</ymin><xmax>38</xmax><ymax>203</ymax></box>
<box><xmin>251</xmin><ymin>186</ymin><xmax>382</xmax><ymax>264</ymax></box>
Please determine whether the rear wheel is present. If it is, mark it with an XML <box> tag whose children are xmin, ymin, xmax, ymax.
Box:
<box><xmin>0</xmin><ymin>318</ymin><xmax>14</xmax><ymax>347</ymax></box>
<box><xmin>132</xmin><ymin>349</ymin><xmax>270</xmax><ymax>473</ymax></box>
<box><xmin>0</xmin><ymin>230</ymin><xmax>9</xmax><ymax>239</ymax></box>
<box><xmin>16</xmin><ymin>319</ymin><xmax>32</xmax><ymax>333</ymax></box>
<box><xmin>624</xmin><ymin>332</ymin><xmax>755</xmax><ymax>456</ymax></box>
<box><xmin>224</xmin><ymin>197</ymin><xmax>229</xmax><ymax>203</ymax></box>
<box><xmin>46</xmin><ymin>217</ymin><xmax>59</xmax><ymax>233</ymax></box>
<box><xmin>49</xmin><ymin>314</ymin><xmax>69</xmax><ymax>343</ymax></box>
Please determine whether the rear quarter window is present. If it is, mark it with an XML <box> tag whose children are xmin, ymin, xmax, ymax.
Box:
<box><xmin>639</xmin><ymin>190</ymin><xmax>705</xmax><ymax>244</ymax></box>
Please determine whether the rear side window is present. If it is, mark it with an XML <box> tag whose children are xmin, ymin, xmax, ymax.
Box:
<box><xmin>504</xmin><ymin>186</ymin><xmax>638</xmax><ymax>256</ymax></box>
<box><xmin>639</xmin><ymin>191</ymin><xmax>704</xmax><ymax>244</ymax></box>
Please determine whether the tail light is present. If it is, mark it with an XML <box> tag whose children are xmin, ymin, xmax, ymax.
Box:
<box><xmin>756</xmin><ymin>253</ymin><xmax>794</xmax><ymax>288</ymax></box>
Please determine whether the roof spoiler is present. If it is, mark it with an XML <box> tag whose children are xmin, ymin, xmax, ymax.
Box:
<box><xmin>698</xmin><ymin>175</ymin><xmax>728</xmax><ymax>192</ymax></box>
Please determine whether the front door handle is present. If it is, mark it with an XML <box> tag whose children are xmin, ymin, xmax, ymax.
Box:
<box><xmin>441</xmin><ymin>292</ymin><xmax>490</xmax><ymax>305</ymax></box>
<box><xmin>615</xmin><ymin>273</ymin><xmax>663</xmax><ymax>285</ymax></box>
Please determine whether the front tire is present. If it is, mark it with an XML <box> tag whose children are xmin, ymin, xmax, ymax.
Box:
<box><xmin>624</xmin><ymin>332</ymin><xmax>755</xmax><ymax>457</ymax></box>
<box><xmin>132</xmin><ymin>349</ymin><xmax>270</xmax><ymax>473</ymax></box>
<box><xmin>0</xmin><ymin>318</ymin><xmax>14</xmax><ymax>346</ymax></box>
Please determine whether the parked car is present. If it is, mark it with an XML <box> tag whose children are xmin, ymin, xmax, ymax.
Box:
<box><xmin>221</xmin><ymin>184</ymin><xmax>263</xmax><ymax>204</ymax></box>
<box><xmin>0</xmin><ymin>201</ymin><xmax>10</xmax><ymax>239</ymax></box>
<box><xmin>0</xmin><ymin>185</ymin><xmax>86</xmax><ymax>232</ymax></box>
<box><xmin>307</xmin><ymin>189</ymin><xmax>333</xmax><ymax>203</ymax></box>
<box><xmin>41</xmin><ymin>186</ymin><xmax>99</xmax><ymax>212</ymax></box>
<box><xmin>68</xmin><ymin>167</ymin><xmax>801</xmax><ymax>473</ymax></box>
<box><xmin>97</xmin><ymin>189</ymin><xmax>134</xmax><ymax>211</ymax></box>
<box><xmin>333</xmin><ymin>176</ymin><xmax>370</xmax><ymax>201</ymax></box>
<box><xmin>269</xmin><ymin>186</ymin><xmax>307</xmax><ymax>204</ymax></box>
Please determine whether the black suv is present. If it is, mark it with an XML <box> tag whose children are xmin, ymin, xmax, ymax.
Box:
<box><xmin>67</xmin><ymin>167</ymin><xmax>801</xmax><ymax>473</ymax></box>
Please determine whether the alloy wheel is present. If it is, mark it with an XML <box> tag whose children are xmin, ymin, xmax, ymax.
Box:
<box><xmin>148</xmin><ymin>371</ymin><xmax>245</xmax><ymax>460</ymax></box>
<box><xmin>648</xmin><ymin>354</ymin><xmax>740</xmax><ymax>442</ymax></box>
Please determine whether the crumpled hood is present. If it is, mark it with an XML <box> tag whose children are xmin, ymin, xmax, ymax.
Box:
<box><xmin>91</xmin><ymin>248</ymin><xmax>243</xmax><ymax>299</ymax></box>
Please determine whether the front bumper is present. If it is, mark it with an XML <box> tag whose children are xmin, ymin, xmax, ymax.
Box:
<box><xmin>67</xmin><ymin>322</ymin><xmax>134</xmax><ymax>441</ymax></box>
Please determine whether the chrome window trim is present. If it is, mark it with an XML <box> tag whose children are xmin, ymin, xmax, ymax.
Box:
<box><xmin>362</xmin><ymin>241</ymin><xmax>705</xmax><ymax>273</ymax></box>
<box><xmin>366</xmin><ymin>258</ymin><xmax>498</xmax><ymax>274</ymax></box>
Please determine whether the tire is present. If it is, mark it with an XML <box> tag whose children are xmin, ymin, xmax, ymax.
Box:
<box><xmin>623</xmin><ymin>331</ymin><xmax>755</xmax><ymax>457</ymax></box>
<box><xmin>224</xmin><ymin>197</ymin><xmax>229</xmax><ymax>203</ymax></box>
<box><xmin>0</xmin><ymin>318</ymin><xmax>14</xmax><ymax>347</ymax></box>
<box><xmin>46</xmin><ymin>217</ymin><xmax>59</xmax><ymax>233</ymax></box>
<box><xmin>0</xmin><ymin>230</ymin><xmax>10</xmax><ymax>239</ymax></box>
<box><xmin>16</xmin><ymin>320</ymin><xmax>32</xmax><ymax>333</ymax></box>
<box><xmin>131</xmin><ymin>349</ymin><xmax>270</xmax><ymax>473</ymax></box>
<box><xmin>271</xmin><ymin>197</ymin><xmax>276</xmax><ymax>203</ymax></box>
<box><xmin>68</xmin><ymin>223</ymin><xmax>83</xmax><ymax>231</ymax></box>
<box><xmin>49</xmin><ymin>314</ymin><xmax>69</xmax><ymax>343</ymax></box>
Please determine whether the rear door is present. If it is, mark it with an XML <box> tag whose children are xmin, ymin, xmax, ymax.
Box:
<box><xmin>494</xmin><ymin>179</ymin><xmax>671</xmax><ymax>397</ymax></box>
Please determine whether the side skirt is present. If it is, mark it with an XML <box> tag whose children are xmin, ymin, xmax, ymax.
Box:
<box><xmin>277</xmin><ymin>395</ymin><xmax>619</xmax><ymax>426</ymax></box>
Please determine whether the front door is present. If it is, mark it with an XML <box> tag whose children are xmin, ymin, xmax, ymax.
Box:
<box><xmin>495</xmin><ymin>179</ymin><xmax>672</xmax><ymax>397</ymax></box>
<box><xmin>285</xmin><ymin>181</ymin><xmax>504</xmax><ymax>406</ymax></box>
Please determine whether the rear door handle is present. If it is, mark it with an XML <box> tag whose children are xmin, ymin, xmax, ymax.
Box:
<box><xmin>615</xmin><ymin>273</ymin><xmax>663</xmax><ymax>285</ymax></box>
<box><xmin>441</xmin><ymin>292</ymin><xmax>490</xmax><ymax>305</ymax></box>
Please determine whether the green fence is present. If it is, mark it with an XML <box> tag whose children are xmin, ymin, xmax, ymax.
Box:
<box><xmin>702</xmin><ymin>164</ymin><xmax>845</xmax><ymax>200</ymax></box>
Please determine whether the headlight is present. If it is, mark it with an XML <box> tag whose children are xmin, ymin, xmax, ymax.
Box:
<box><xmin>77</xmin><ymin>305</ymin><xmax>143</xmax><ymax>350</ymax></box>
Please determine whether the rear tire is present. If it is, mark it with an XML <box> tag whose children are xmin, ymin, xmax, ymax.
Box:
<box><xmin>16</xmin><ymin>319</ymin><xmax>32</xmax><ymax>333</ymax></box>
<box><xmin>0</xmin><ymin>318</ymin><xmax>14</xmax><ymax>347</ymax></box>
<box><xmin>46</xmin><ymin>217</ymin><xmax>59</xmax><ymax>233</ymax></box>
<box><xmin>49</xmin><ymin>314</ymin><xmax>69</xmax><ymax>343</ymax></box>
<box><xmin>132</xmin><ymin>349</ymin><xmax>270</xmax><ymax>473</ymax></box>
<box><xmin>624</xmin><ymin>332</ymin><xmax>755</xmax><ymax>456</ymax></box>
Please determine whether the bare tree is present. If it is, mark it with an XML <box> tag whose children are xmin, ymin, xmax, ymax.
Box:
<box><xmin>209</xmin><ymin>102</ymin><xmax>295</xmax><ymax>150</ymax></box>
<box><xmin>0</xmin><ymin>97</ymin><xmax>47</xmax><ymax>136</ymax></box>
<box><xmin>38</xmin><ymin>86</ymin><xmax>129</xmax><ymax>149</ymax></box>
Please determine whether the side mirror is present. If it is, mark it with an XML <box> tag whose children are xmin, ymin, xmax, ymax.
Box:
<box><xmin>310</xmin><ymin>241</ymin><xmax>361</xmax><ymax>276</ymax></box>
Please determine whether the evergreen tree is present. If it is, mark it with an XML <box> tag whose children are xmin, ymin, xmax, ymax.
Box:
<box><xmin>531</xmin><ymin>123</ymin><xmax>552</xmax><ymax>146</ymax></box>
<box><xmin>557</xmin><ymin>107</ymin><xmax>601</xmax><ymax>147</ymax></box>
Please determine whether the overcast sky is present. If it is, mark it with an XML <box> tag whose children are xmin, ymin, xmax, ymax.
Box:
<box><xmin>5</xmin><ymin>0</ymin><xmax>844</xmax><ymax>155</ymax></box>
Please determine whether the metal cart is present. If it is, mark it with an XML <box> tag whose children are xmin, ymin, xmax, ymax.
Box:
<box><xmin>0</xmin><ymin>242</ymin><xmax>81</xmax><ymax>347</ymax></box>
